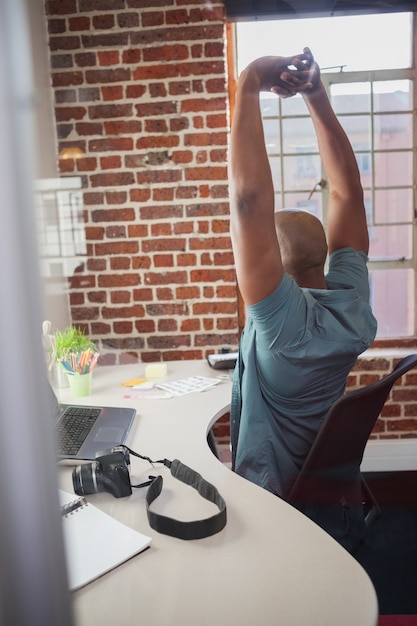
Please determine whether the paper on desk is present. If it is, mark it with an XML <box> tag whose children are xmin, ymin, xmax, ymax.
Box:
<box><xmin>155</xmin><ymin>375</ymin><xmax>221</xmax><ymax>396</ymax></box>
<box><xmin>59</xmin><ymin>490</ymin><xmax>151</xmax><ymax>591</ymax></box>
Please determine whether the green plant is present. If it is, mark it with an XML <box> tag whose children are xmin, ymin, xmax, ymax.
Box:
<box><xmin>54</xmin><ymin>326</ymin><xmax>97</xmax><ymax>361</ymax></box>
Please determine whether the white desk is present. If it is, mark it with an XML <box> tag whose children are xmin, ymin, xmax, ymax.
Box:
<box><xmin>57</xmin><ymin>360</ymin><xmax>378</xmax><ymax>626</ymax></box>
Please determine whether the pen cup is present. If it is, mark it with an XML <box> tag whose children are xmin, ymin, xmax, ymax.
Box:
<box><xmin>66</xmin><ymin>372</ymin><xmax>92</xmax><ymax>398</ymax></box>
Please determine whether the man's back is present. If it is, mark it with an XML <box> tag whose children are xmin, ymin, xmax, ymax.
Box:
<box><xmin>228</xmin><ymin>48</ymin><xmax>377</xmax><ymax>498</ymax></box>
<box><xmin>231</xmin><ymin>248</ymin><xmax>377</xmax><ymax>497</ymax></box>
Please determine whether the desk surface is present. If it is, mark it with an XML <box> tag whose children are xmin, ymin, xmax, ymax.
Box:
<box><xmin>57</xmin><ymin>360</ymin><xmax>378</xmax><ymax>626</ymax></box>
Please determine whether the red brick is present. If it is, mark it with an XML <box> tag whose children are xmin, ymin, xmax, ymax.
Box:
<box><xmin>117</xmin><ymin>13</ymin><xmax>140</xmax><ymax>28</ymax></box>
<box><xmin>76</xmin><ymin>157</ymin><xmax>98</xmax><ymax>171</ymax></box>
<box><xmin>101</xmin><ymin>86</ymin><xmax>124</xmax><ymax>101</ymax></box>
<box><xmin>48</xmin><ymin>19</ymin><xmax>66</xmax><ymax>33</ymax></box>
<box><xmin>69</xmin><ymin>16</ymin><xmax>91</xmax><ymax>30</ymax></box>
<box><xmin>154</xmin><ymin>254</ymin><xmax>174</xmax><ymax>267</ymax></box>
<box><xmin>135</xmin><ymin>321</ymin><xmax>156</xmax><ymax>333</ymax></box>
<box><xmin>82</xmin><ymin>33</ymin><xmax>129</xmax><ymax>48</ymax></box>
<box><xmin>105</xmin><ymin>191</ymin><xmax>127</xmax><ymax>204</ymax></box>
<box><xmin>152</xmin><ymin>187</ymin><xmax>174</xmax><ymax>202</ymax></box>
<box><xmin>52</xmin><ymin>71</ymin><xmax>84</xmax><ymax>87</ymax></box>
<box><xmin>149</xmin><ymin>83</ymin><xmax>168</xmax><ymax>98</ymax></box>
<box><xmin>132</xmin><ymin>256</ymin><xmax>152</xmax><ymax>271</ymax></box>
<box><xmin>100</xmin><ymin>155</ymin><xmax>122</xmax><ymax>169</ymax></box>
<box><xmin>79</xmin><ymin>0</ymin><xmax>125</xmax><ymax>10</ymax></box>
<box><xmin>177</xmin><ymin>253</ymin><xmax>197</xmax><ymax>266</ymax></box>
<box><xmin>55</xmin><ymin>106</ymin><xmax>87</xmax><ymax>121</ymax></box>
<box><xmin>86</xmin><ymin>68</ymin><xmax>131</xmax><ymax>84</ymax></box>
<box><xmin>46</xmin><ymin>0</ymin><xmax>77</xmax><ymax>16</ymax></box>
<box><xmin>114</xmin><ymin>320</ymin><xmax>134</xmax><ymax>332</ymax></box>
<box><xmin>141</xmin><ymin>10</ymin><xmax>164</xmax><ymax>27</ymax></box>
<box><xmin>76</xmin><ymin>122</ymin><xmax>103</xmax><ymax>135</ymax></box>
<box><xmin>93</xmin><ymin>15</ymin><xmax>115</xmax><ymax>30</ymax></box>
<box><xmin>181</xmin><ymin>319</ymin><xmax>200</xmax><ymax>332</ymax></box>
<box><xmin>90</xmin><ymin>172</ymin><xmax>135</xmax><ymax>187</ymax></box>
<box><xmin>95</xmin><ymin>241</ymin><xmax>139</xmax><ymax>255</ymax></box>
<box><xmin>125</xmin><ymin>84</ymin><xmax>147</xmax><ymax>99</ymax></box>
<box><xmin>177</xmin><ymin>286</ymin><xmax>200</xmax><ymax>299</ymax></box>
<box><xmin>110</xmin><ymin>289</ymin><xmax>132</xmax><ymax>304</ymax></box>
<box><xmin>136</xmin><ymin>135</ymin><xmax>179</xmax><ymax>149</ymax></box>
<box><xmin>91</xmin><ymin>207</ymin><xmax>135</xmax><ymax>222</ymax></box>
<box><xmin>185</xmin><ymin>166</ymin><xmax>227</xmax><ymax>180</ymax></box>
<box><xmin>144</xmin><ymin>45</ymin><xmax>189</xmax><ymax>63</ymax></box>
<box><xmin>158</xmin><ymin>319</ymin><xmax>178</xmax><ymax>332</ymax></box>
<box><xmin>89</xmin><ymin>103</ymin><xmax>133</xmax><ymax>119</ymax></box>
<box><xmin>128</xmin><ymin>225</ymin><xmax>149</xmax><ymax>239</ymax></box>
<box><xmin>393</xmin><ymin>388</ymin><xmax>417</xmax><ymax>402</ymax></box>
<box><xmin>89</xmin><ymin>137</ymin><xmax>134</xmax><ymax>151</ymax></box>
<box><xmin>192</xmin><ymin>301</ymin><xmax>237</xmax><ymax>315</ymax></box>
<box><xmin>133</xmin><ymin>288</ymin><xmax>154</xmax><ymax>302</ymax></box>
<box><xmin>144</xmin><ymin>271</ymin><xmax>188</xmax><ymax>285</ymax></box>
<box><xmin>50</xmin><ymin>36</ymin><xmax>81</xmax><ymax>51</ymax></box>
<box><xmin>106</xmin><ymin>120</ymin><xmax>142</xmax><ymax>135</ymax></box>
<box><xmin>51</xmin><ymin>55</ymin><xmax>74</xmax><ymax>69</ymax></box>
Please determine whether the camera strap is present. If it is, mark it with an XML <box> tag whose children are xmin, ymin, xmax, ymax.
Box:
<box><xmin>125</xmin><ymin>447</ymin><xmax>227</xmax><ymax>540</ymax></box>
<box><xmin>146</xmin><ymin>459</ymin><xmax>227</xmax><ymax>540</ymax></box>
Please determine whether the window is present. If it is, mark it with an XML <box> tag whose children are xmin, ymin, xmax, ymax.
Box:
<box><xmin>231</xmin><ymin>12</ymin><xmax>416</xmax><ymax>340</ymax></box>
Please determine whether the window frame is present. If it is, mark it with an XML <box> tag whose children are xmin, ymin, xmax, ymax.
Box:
<box><xmin>227</xmin><ymin>14</ymin><xmax>417</xmax><ymax>347</ymax></box>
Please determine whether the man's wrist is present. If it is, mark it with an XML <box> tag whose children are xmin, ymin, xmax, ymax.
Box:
<box><xmin>301</xmin><ymin>79</ymin><xmax>326</xmax><ymax>101</ymax></box>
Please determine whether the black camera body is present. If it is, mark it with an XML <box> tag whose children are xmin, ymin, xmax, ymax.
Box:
<box><xmin>72</xmin><ymin>446</ymin><xmax>132</xmax><ymax>498</ymax></box>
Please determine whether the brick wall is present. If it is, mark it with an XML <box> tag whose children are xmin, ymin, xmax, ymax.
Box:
<box><xmin>43</xmin><ymin>1</ymin><xmax>417</xmax><ymax>441</ymax></box>
<box><xmin>348</xmin><ymin>352</ymin><xmax>417</xmax><ymax>440</ymax></box>
<box><xmin>44</xmin><ymin>0</ymin><xmax>238</xmax><ymax>365</ymax></box>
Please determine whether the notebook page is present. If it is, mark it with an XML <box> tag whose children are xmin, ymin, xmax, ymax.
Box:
<box><xmin>60</xmin><ymin>490</ymin><xmax>152</xmax><ymax>591</ymax></box>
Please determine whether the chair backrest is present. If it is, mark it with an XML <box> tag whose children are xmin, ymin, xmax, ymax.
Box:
<box><xmin>288</xmin><ymin>354</ymin><xmax>417</xmax><ymax>507</ymax></box>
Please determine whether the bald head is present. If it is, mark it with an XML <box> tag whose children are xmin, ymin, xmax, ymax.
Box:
<box><xmin>275</xmin><ymin>209</ymin><xmax>328</xmax><ymax>287</ymax></box>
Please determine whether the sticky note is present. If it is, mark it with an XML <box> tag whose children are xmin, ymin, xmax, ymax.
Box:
<box><xmin>145</xmin><ymin>363</ymin><xmax>168</xmax><ymax>378</ymax></box>
<box><xmin>121</xmin><ymin>377</ymin><xmax>147</xmax><ymax>387</ymax></box>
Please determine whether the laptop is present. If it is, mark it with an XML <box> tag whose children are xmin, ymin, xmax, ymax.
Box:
<box><xmin>47</xmin><ymin>381</ymin><xmax>136</xmax><ymax>461</ymax></box>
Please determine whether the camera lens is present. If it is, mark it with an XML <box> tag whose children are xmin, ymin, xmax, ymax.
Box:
<box><xmin>72</xmin><ymin>461</ymin><xmax>100</xmax><ymax>496</ymax></box>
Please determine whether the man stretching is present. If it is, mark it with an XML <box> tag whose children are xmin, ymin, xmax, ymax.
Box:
<box><xmin>229</xmin><ymin>48</ymin><xmax>377</xmax><ymax>499</ymax></box>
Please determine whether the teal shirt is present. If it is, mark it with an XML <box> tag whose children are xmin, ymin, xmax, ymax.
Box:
<box><xmin>231</xmin><ymin>248</ymin><xmax>377</xmax><ymax>498</ymax></box>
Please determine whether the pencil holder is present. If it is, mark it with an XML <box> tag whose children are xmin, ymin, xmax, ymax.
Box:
<box><xmin>67</xmin><ymin>372</ymin><xmax>92</xmax><ymax>397</ymax></box>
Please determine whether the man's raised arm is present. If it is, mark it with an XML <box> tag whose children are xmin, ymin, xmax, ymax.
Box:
<box><xmin>229</xmin><ymin>56</ymin><xmax>303</xmax><ymax>306</ymax></box>
<box><xmin>282</xmin><ymin>48</ymin><xmax>369</xmax><ymax>255</ymax></box>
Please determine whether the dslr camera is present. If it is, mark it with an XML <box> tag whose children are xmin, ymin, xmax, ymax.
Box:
<box><xmin>72</xmin><ymin>446</ymin><xmax>132</xmax><ymax>498</ymax></box>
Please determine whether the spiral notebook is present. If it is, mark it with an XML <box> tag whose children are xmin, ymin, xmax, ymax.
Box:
<box><xmin>60</xmin><ymin>490</ymin><xmax>152</xmax><ymax>591</ymax></box>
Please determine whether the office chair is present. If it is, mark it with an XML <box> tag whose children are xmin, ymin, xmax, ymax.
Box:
<box><xmin>287</xmin><ymin>354</ymin><xmax>417</xmax><ymax>554</ymax></box>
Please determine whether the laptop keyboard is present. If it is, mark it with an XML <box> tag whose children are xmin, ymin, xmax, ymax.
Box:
<box><xmin>56</xmin><ymin>406</ymin><xmax>101</xmax><ymax>456</ymax></box>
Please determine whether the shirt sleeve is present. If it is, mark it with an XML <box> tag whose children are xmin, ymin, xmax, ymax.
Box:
<box><xmin>326</xmin><ymin>247</ymin><xmax>371</xmax><ymax>303</ymax></box>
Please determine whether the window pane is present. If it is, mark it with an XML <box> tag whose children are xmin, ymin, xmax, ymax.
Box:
<box><xmin>281</xmin><ymin>117</ymin><xmax>317</xmax><ymax>153</ymax></box>
<box><xmin>236</xmin><ymin>14</ymin><xmax>412</xmax><ymax>74</ymax></box>
<box><xmin>269</xmin><ymin>156</ymin><xmax>281</xmax><ymax>189</ymax></box>
<box><xmin>374</xmin><ymin>151</ymin><xmax>413</xmax><ymax>187</ymax></box>
<box><xmin>283</xmin><ymin>154</ymin><xmax>321</xmax><ymax>191</ymax></box>
<box><xmin>373</xmin><ymin>80</ymin><xmax>412</xmax><ymax>113</ymax></box>
<box><xmin>260</xmin><ymin>93</ymin><xmax>278</xmax><ymax>117</ymax></box>
<box><xmin>281</xmin><ymin>94</ymin><xmax>309</xmax><ymax>117</ymax></box>
<box><xmin>374</xmin><ymin>188</ymin><xmax>413</xmax><ymax>224</ymax></box>
<box><xmin>263</xmin><ymin>119</ymin><xmax>280</xmax><ymax>154</ymax></box>
<box><xmin>331</xmin><ymin>84</ymin><xmax>371</xmax><ymax>114</ymax></box>
<box><xmin>374</xmin><ymin>113</ymin><xmax>413</xmax><ymax>150</ymax></box>
<box><xmin>370</xmin><ymin>268</ymin><xmax>414</xmax><ymax>337</ymax></box>
<box><xmin>369</xmin><ymin>224</ymin><xmax>413</xmax><ymax>261</ymax></box>
<box><xmin>338</xmin><ymin>115</ymin><xmax>372</xmax><ymax>151</ymax></box>
<box><xmin>357</xmin><ymin>152</ymin><xmax>372</xmax><ymax>183</ymax></box>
